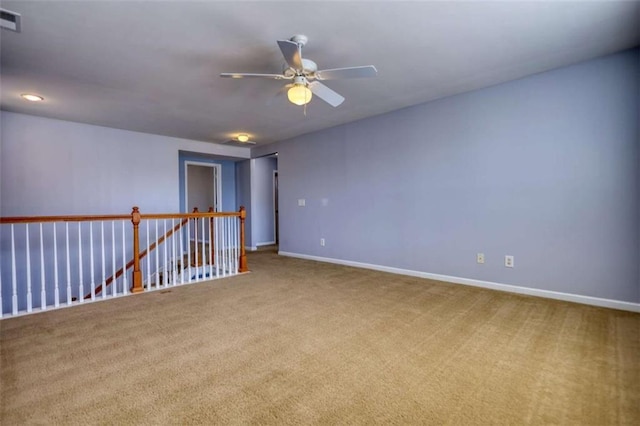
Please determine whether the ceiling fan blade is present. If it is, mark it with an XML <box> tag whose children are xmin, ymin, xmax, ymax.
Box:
<box><xmin>308</xmin><ymin>81</ymin><xmax>345</xmax><ymax>107</ymax></box>
<box><xmin>220</xmin><ymin>73</ymin><xmax>289</xmax><ymax>79</ymax></box>
<box><xmin>315</xmin><ymin>65</ymin><xmax>378</xmax><ymax>80</ymax></box>
<box><xmin>277</xmin><ymin>40</ymin><xmax>303</xmax><ymax>70</ymax></box>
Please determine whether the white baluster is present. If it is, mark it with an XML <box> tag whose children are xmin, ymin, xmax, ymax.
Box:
<box><xmin>228</xmin><ymin>217</ymin><xmax>233</xmax><ymax>275</ymax></box>
<box><xmin>89</xmin><ymin>222</ymin><xmax>95</xmax><ymax>301</ymax></box>
<box><xmin>201</xmin><ymin>215</ymin><xmax>206</xmax><ymax>281</ymax></box>
<box><xmin>111</xmin><ymin>221</ymin><xmax>116</xmax><ymax>297</ymax></box>
<box><xmin>122</xmin><ymin>221</ymin><xmax>128</xmax><ymax>294</ymax></box>
<box><xmin>78</xmin><ymin>223</ymin><xmax>84</xmax><ymax>303</ymax></box>
<box><xmin>0</xmin><ymin>262</ymin><xmax>3</xmax><ymax>317</ymax></box>
<box><xmin>53</xmin><ymin>223</ymin><xmax>60</xmax><ymax>307</ymax></box>
<box><xmin>227</xmin><ymin>217</ymin><xmax>232</xmax><ymax>276</ymax></box>
<box><xmin>146</xmin><ymin>220</ymin><xmax>150</xmax><ymax>289</ymax></box>
<box><xmin>227</xmin><ymin>217</ymin><xmax>231</xmax><ymax>275</ymax></box>
<box><xmin>40</xmin><ymin>223</ymin><xmax>46</xmax><ymax>310</ymax></box>
<box><xmin>234</xmin><ymin>216</ymin><xmax>238</xmax><ymax>274</ymax></box>
<box><xmin>155</xmin><ymin>219</ymin><xmax>159</xmax><ymax>289</ymax></box>
<box><xmin>228</xmin><ymin>216</ymin><xmax>232</xmax><ymax>275</ymax></box>
<box><xmin>214</xmin><ymin>217</ymin><xmax>219</xmax><ymax>278</ymax></box>
<box><xmin>11</xmin><ymin>224</ymin><xmax>18</xmax><ymax>315</ymax></box>
<box><xmin>230</xmin><ymin>216</ymin><xmax>234</xmax><ymax>274</ymax></box>
<box><xmin>66</xmin><ymin>223</ymin><xmax>71</xmax><ymax>305</ymax></box>
<box><xmin>101</xmin><ymin>222</ymin><xmax>106</xmax><ymax>299</ymax></box>
<box><xmin>26</xmin><ymin>224</ymin><xmax>32</xmax><ymax>312</ymax></box>
<box><xmin>0</xmin><ymin>259</ymin><xmax>3</xmax><ymax>317</ymax></box>
<box><xmin>163</xmin><ymin>220</ymin><xmax>168</xmax><ymax>287</ymax></box>
<box><xmin>218</xmin><ymin>217</ymin><xmax>222</xmax><ymax>277</ymax></box>
<box><xmin>172</xmin><ymin>219</ymin><xmax>177</xmax><ymax>285</ymax></box>
<box><xmin>232</xmin><ymin>216</ymin><xmax>236</xmax><ymax>274</ymax></box>
<box><xmin>193</xmin><ymin>217</ymin><xmax>198</xmax><ymax>276</ymax></box>
<box><xmin>187</xmin><ymin>219</ymin><xmax>192</xmax><ymax>283</ymax></box>
<box><xmin>232</xmin><ymin>216</ymin><xmax>239</xmax><ymax>274</ymax></box>
<box><xmin>219</xmin><ymin>217</ymin><xmax>223</xmax><ymax>277</ymax></box>
<box><xmin>236</xmin><ymin>216</ymin><xmax>240</xmax><ymax>274</ymax></box>
<box><xmin>227</xmin><ymin>216</ymin><xmax>231</xmax><ymax>275</ymax></box>
<box><xmin>208</xmin><ymin>216</ymin><xmax>213</xmax><ymax>279</ymax></box>
<box><xmin>232</xmin><ymin>217</ymin><xmax>235</xmax><ymax>272</ymax></box>
<box><xmin>179</xmin><ymin>219</ymin><xmax>184</xmax><ymax>284</ymax></box>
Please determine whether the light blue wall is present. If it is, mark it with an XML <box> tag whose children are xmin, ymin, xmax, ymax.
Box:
<box><xmin>0</xmin><ymin>113</ymin><xmax>249</xmax><ymax>216</ymax></box>
<box><xmin>253</xmin><ymin>49</ymin><xmax>639</xmax><ymax>304</ymax></box>
<box><xmin>178</xmin><ymin>152</ymin><xmax>237</xmax><ymax>213</ymax></box>
<box><xmin>234</xmin><ymin>157</ymin><xmax>278</xmax><ymax>248</ymax></box>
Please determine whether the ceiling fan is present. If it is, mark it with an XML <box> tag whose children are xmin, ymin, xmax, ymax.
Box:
<box><xmin>220</xmin><ymin>35</ymin><xmax>377</xmax><ymax>107</ymax></box>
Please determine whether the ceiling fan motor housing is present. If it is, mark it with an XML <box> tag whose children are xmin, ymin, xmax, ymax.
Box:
<box><xmin>283</xmin><ymin>58</ymin><xmax>317</xmax><ymax>78</ymax></box>
<box><xmin>293</xmin><ymin>76</ymin><xmax>308</xmax><ymax>86</ymax></box>
<box><xmin>290</xmin><ymin>34</ymin><xmax>308</xmax><ymax>47</ymax></box>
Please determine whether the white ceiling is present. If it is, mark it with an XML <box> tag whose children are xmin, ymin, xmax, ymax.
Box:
<box><xmin>1</xmin><ymin>1</ymin><xmax>638</xmax><ymax>147</ymax></box>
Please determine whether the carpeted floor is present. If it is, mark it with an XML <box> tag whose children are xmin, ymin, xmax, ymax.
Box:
<box><xmin>1</xmin><ymin>250</ymin><xmax>638</xmax><ymax>424</ymax></box>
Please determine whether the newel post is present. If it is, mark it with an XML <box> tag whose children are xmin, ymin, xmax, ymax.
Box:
<box><xmin>208</xmin><ymin>207</ymin><xmax>215</xmax><ymax>255</ymax></box>
<box><xmin>192</xmin><ymin>207</ymin><xmax>199</xmax><ymax>262</ymax></box>
<box><xmin>131</xmin><ymin>206</ymin><xmax>144</xmax><ymax>293</ymax></box>
<box><xmin>239</xmin><ymin>206</ymin><xmax>248</xmax><ymax>272</ymax></box>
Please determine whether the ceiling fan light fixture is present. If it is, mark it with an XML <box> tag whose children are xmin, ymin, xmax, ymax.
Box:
<box><xmin>237</xmin><ymin>134</ymin><xmax>249</xmax><ymax>142</ymax></box>
<box><xmin>287</xmin><ymin>84</ymin><xmax>312</xmax><ymax>106</ymax></box>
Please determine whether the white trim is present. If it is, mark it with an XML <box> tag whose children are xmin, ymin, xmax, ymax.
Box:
<box><xmin>278</xmin><ymin>251</ymin><xmax>640</xmax><ymax>313</ymax></box>
<box><xmin>273</xmin><ymin>169</ymin><xmax>278</xmax><ymax>245</ymax></box>
<box><xmin>256</xmin><ymin>241</ymin><xmax>276</xmax><ymax>247</ymax></box>
<box><xmin>246</xmin><ymin>246</ymin><xmax>258</xmax><ymax>251</ymax></box>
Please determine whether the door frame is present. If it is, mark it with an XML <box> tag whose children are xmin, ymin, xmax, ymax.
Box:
<box><xmin>273</xmin><ymin>170</ymin><xmax>279</xmax><ymax>245</ymax></box>
<box><xmin>184</xmin><ymin>161</ymin><xmax>222</xmax><ymax>213</ymax></box>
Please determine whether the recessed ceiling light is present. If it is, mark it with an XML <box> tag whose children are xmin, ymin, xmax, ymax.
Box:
<box><xmin>21</xmin><ymin>94</ymin><xmax>44</xmax><ymax>102</ymax></box>
<box><xmin>237</xmin><ymin>134</ymin><xmax>249</xmax><ymax>142</ymax></box>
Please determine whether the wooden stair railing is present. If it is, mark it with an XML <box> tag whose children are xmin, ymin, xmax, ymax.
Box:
<box><xmin>1</xmin><ymin>206</ymin><xmax>247</xmax><ymax>317</ymax></box>
<box><xmin>85</xmin><ymin>212</ymin><xmax>192</xmax><ymax>299</ymax></box>
<box><xmin>85</xmin><ymin>206</ymin><xmax>248</xmax><ymax>298</ymax></box>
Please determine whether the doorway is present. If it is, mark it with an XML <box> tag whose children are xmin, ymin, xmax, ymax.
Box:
<box><xmin>184</xmin><ymin>162</ymin><xmax>222</xmax><ymax>213</ymax></box>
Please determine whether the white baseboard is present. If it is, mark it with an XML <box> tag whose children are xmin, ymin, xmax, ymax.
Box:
<box><xmin>278</xmin><ymin>251</ymin><xmax>640</xmax><ymax>313</ymax></box>
<box><xmin>246</xmin><ymin>246</ymin><xmax>257</xmax><ymax>251</ymax></box>
<box><xmin>256</xmin><ymin>241</ymin><xmax>276</xmax><ymax>247</ymax></box>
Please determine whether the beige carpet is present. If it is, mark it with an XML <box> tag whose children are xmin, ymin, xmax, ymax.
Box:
<box><xmin>1</xmin><ymin>250</ymin><xmax>638</xmax><ymax>425</ymax></box>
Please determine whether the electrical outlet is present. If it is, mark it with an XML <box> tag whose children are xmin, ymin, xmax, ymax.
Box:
<box><xmin>298</xmin><ymin>199</ymin><xmax>305</xmax><ymax>207</ymax></box>
<box><xmin>505</xmin><ymin>255</ymin><xmax>514</xmax><ymax>268</ymax></box>
<box><xmin>320</xmin><ymin>238</ymin><xmax>325</xmax><ymax>246</ymax></box>
<box><xmin>477</xmin><ymin>253</ymin><xmax>485</xmax><ymax>264</ymax></box>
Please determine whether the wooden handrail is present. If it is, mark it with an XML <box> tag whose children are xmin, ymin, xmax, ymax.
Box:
<box><xmin>140</xmin><ymin>212</ymin><xmax>241</xmax><ymax>219</ymax></box>
<box><xmin>0</xmin><ymin>214</ymin><xmax>130</xmax><ymax>224</ymax></box>
<box><xmin>86</xmin><ymin>215</ymin><xmax>190</xmax><ymax>299</ymax></box>
<box><xmin>1</xmin><ymin>205</ymin><xmax>248</xmax><ymax>301</ymax></box>
<box><xmin>0</xmin><ymin>212</ymin><xmax>240</xmax><ymax>224</ymax></box>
